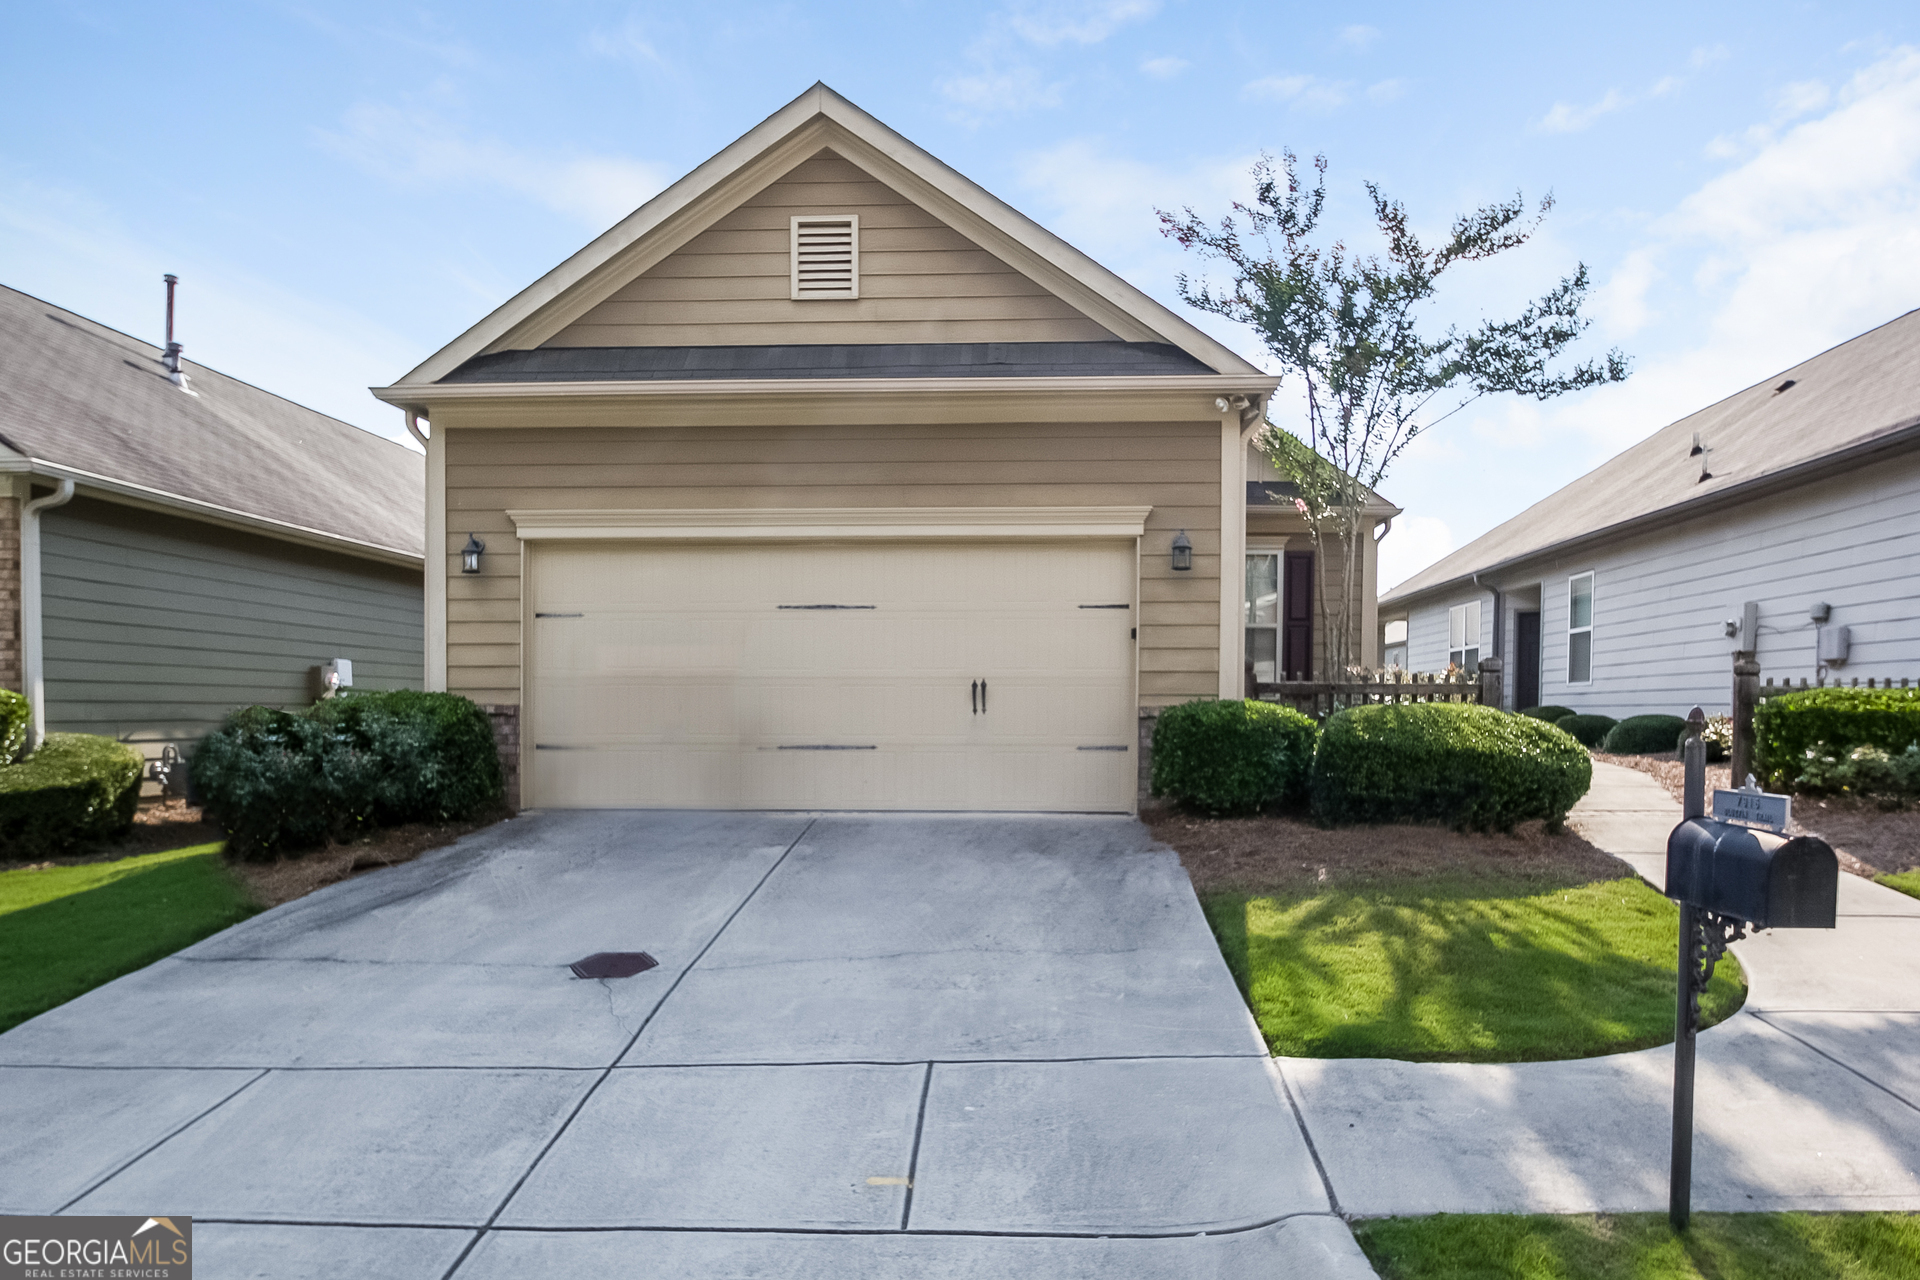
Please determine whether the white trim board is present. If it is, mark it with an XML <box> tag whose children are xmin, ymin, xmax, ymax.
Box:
<box><xmin>505</xmin><ymin>506</ymin><xmax>1154</xmax><ymax>541</ymax></box>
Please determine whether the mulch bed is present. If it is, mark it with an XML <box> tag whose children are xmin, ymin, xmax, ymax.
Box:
<box><xmin>1143</xmin><ymin>804</ymin><xmax>1631</xmax><ymax>897</ymax></box>
<box><xmin>1595</xmin><ymin>752</ymin><xmax>1919</xmax><ymax>876</ymax></box>
<box><xmin>2</xmin><ymin>799</ymin><xmax>509</xmax><ymax>910</ymax></box>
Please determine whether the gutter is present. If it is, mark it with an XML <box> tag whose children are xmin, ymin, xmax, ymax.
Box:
<box><xmin>0</xmin><ymin>457</ymin><xmax>424</xmax><ymax>569</ymax></box>
<box><xmin>1379</xmin><ymin>412</ymin><xmax>1920</xmax><ymax>610</ymax></box>
<box><xmin>20</xmin><ymin>478</ymin><xmax>73</xmax><ymax>749</ymax></box>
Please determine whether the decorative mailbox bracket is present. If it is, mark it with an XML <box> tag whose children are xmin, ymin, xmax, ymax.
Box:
<box><xmin>1663</xmin><ymin>707</ymin><xmax>1838</xmax><ymax>1233</ymax></box>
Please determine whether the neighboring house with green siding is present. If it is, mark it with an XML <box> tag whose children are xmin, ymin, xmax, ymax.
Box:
<box><xmin>0</xmin><ymin>284</ymin><xmax>424</xmax><ymax>780</ymax></box>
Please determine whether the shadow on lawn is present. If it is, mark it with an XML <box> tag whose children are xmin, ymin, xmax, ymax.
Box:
<box><xmin>0</xmin><ymin>848</ymin><xmax>256</xmax><ymax>1033</ymax></box>
<box><xmin>1205</xmin><ymin>872</ymin><xmax>1745</xmax><ymax>1063</ymax></box>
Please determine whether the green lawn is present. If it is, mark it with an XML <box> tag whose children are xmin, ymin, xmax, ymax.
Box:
<box><xmin>1354</xmin><ymin>1212</ymin><xmax>1920</xmax><ymax>1280</ymax></box>
<box><xmin>0</xmin><ymin>844</ymin><xmax>257</xmax><ymax>1033</ymax></box>
<box><xmin>1200</xmin><ymin>873</ymin><xmax>1744</xmax><ymax>1062</ymax></box>
<box><xmin>1880</xmin><ymin>871</ymin><xmax>1920</xmax><ymax>902</ymax></box>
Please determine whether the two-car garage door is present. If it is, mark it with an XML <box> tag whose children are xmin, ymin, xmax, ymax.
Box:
<box><xmin>526</xmin><ymin>540</ymin><xmax>1138</xmax><ymax>812</ymax></box>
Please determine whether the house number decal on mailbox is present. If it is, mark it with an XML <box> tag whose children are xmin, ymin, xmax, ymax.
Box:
<box><xmin>1712</xmin><ymin>784</ymin><xmax>1790</xmax><ymax>832</ymax></box>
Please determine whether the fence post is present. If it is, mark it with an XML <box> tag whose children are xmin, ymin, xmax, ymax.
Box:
<box><xmin>1730</xmin><ymin>651</ymin><xmax>1761</xmax><ymax>783</ymax></box>
<box><xmin>1477</xmin><ymin>656</ymin><xmax>1504</xmax><ymax>709</ymax></box>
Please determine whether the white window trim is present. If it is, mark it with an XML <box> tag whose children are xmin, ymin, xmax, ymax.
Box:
<box><xmin>1245</xmin><ymin>549</ymin><xmax>1283</xmax><ymax>682</ymax></box>
<box><xmin>1567</xmin><ymin>572</ymin><xmax>1595</xmax><ymax>686</ymax></box>
<box><xmin>1448</xmin><ymin>600</ymin><xmax>1482</xmax><ymax>674</ymax></box>
<box><xmin>790</xmin><ymin>214</ymin><xmax>860</xmax><ymax>300</ymax></box>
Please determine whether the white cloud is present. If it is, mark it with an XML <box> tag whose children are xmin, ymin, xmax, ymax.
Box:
<box><xmin>1690</xmin><ymin>43</ymin><xmax>1730</xmax><ymax>69</ymax></box>
<box><xmin>1537</xmin><ymin>88</ymin><xmax>1628</xmax><ymax>133</ymax></box>
<box><xmin>586</xmin><ymin>17</ymin><xmax>667</xmax><ymax>67</ymax></box>
<box><xmin>941</xmin><ymin>66</ymin><xmax>1065</xmax><ymax>116</ymax></box>
<box><xmin>317</xmin><ymin>103</ymin><xmax>666</xmax><ymax>227</ymax></box>
<box><xmin>1007</xmin><ymin>0</ymin><xmax>1157</xmax><ymax>45</ymax></box>
<box><xmin>1378</xmin><ymin>516</ymin><xmax>1454</xmax><ymax>593</ymax></box>
<box><xmin>1242</xmin><ymin>74</ymin><xmax>1350</xmax><ymax>110</ymax></box>
<box><xmin>1141</xmin><ymin>55</ymin><xmax>1189</xmax><ymax>79</ymax></box>
<box><xmin>1366</xmin><ymin>78</ymin><xmax>1408</xmax><ymax>104</ymax></box>
<box><xmin>1339</xmin><ymin>24</ymin><xmax>1380</xmax><ymax>51</ymax></box>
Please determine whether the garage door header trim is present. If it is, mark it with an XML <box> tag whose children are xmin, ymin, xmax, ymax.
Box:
<box><xmin>506</xmin><ymin>506</ymin><xmax>1153</xmax><ymax>541</ymax></box>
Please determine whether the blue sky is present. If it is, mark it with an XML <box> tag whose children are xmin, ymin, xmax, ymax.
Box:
<box><xmin>4</xmin><ymin>2</ymin><xmax>1917</xmax><ymax>588</ymax></box>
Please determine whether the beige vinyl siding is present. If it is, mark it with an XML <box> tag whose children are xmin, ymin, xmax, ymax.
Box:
<box><xmin>547</xmin><ymin>151</ymin><xmax>1118</xmax><ymax>347</ymax></box>
<box><xmin>439</xmin><ymin>416</ymin><xmax>1220</xmax><ymax>709</ymax></box>
<box><xmin>41</xmin><ymin>497</ymin><xmax>423</xmax><ymax>760</ymax></box>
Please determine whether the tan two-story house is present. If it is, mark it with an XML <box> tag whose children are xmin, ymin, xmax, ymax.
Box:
<box><xmin>377</xmin><ymin>84</ymin><xmax>1391</xmax><ymax>814</ymax></box>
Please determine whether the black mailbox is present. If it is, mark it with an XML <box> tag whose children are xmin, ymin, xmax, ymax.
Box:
<box><xmin>1664</xmin><ymin>818</ymin><xmax>1838</xmax><ymax>929</ymax></box>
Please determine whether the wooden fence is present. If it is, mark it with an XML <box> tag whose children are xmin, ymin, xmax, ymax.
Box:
<box><xmin>1247</xmin><ymin>657</ymin><xmax>1503</xmax><ymax>719</ymax></box>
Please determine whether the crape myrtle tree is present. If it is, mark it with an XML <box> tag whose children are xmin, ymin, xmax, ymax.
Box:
<box><xmin>1159</xmin><ymin>151</ymin><xmax>1629</xmax><ymax>680</ymax></box>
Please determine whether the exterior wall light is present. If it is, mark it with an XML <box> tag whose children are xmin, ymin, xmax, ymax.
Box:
<box><xmin>1170</xmin><ymin>530</ymin><xmax>1193</xmax><ymax>572</ymax></box>
<box><xmin>460</xmin><ymin>533</ymin><xmax>486</xmax><ymax>575</ymax></box>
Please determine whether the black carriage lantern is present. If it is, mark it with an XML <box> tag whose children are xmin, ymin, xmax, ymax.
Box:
<box><xmin>1170</xmin><ymin>530</ymin><xmax>1193</xmax><ymax>572</ymax></box>
<box><xmin>460</xmin><ymin>533</ymin><xmax>486</xmax><ymax>575</ymax></box>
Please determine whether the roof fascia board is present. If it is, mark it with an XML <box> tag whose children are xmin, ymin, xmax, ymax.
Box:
<box><xmin>377</xmin><ymin>372</ymin><xmax>1275</xmax><ymax>404</ymax></box>
<box><xmin>387</xmin><ymin>83</ymin><xmax>1264</xmax><ymax>389</ymax></box>
<box><xmin>0</xmin><ymin>455</ymin><xmax>423</xmax><ymax>568</ymax></box>
<box><xmin>1380</xmin><ymin>413</ymin><xmax>1920</xmax><ymax>608</ymax></box>
<box><xmin>507</xmin><ymin>504</ymin><xmax>1153</xmax><ymax>541</ymax></box>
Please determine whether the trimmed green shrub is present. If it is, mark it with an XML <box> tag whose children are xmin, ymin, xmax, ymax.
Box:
<box><xmin>1555</xmin><ymin>713</ymin><xmax>1617</xmax><ymax>748</ymax></box>
<box><xmin>1152</xmin><ymin>699</ymin><xmax>1319</xmax><ymax>815</ymax></box>
<box><xmin>1311</xmin><ymin>702</ymin><xmax>1592</xmax><ymax>832</ymax></box>
<box><xmin>1754</xmin><ymin>685</ymin><xmax>1920</xmax><ymax>790</ymax></box>
<box><xmin>0</xmin><ymin>690</ymin><xmax>28</xmax><ymax>765</ymax></box>
<box><xmin>1601</xmin><ymin>714</ymin><xmax>1690</xmax><ymax>756</ymax></box>
<box><xmin>1519</xmin><ymin>705</ymin><xmax>1576</xmax><ymax>723</ymax></box>
<box><xmin>1675</xmin><ymin>713</ymin><xmax>1731</xmax><ymax>763</ymax></box>
<box><xmin>192</xmin><ymin>691</ymin><xmax>504</xmax><ymax>860</ymax></box>
<box><xmin>1798</xmin><ymin>743</ymin><xmax>1920</xmax><ymax>797</ymax></box>
<box><xmin>0</xmin><ymin>734</ymin><xmax>144</xmax><ymax>859</ymax></box>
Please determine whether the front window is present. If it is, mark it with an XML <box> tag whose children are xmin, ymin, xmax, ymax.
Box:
<box><xmin>1448</xmin><ymin>601</ymin><xmax>1481</xmax><ymax>674</ymax></box>
<box><xmin>1568</xmin><ymin>573</ymin><xmax>1594</xmax><ymax>684</ymax></box>
<box><xmin>1383</xmin><ymin>619</ymin><xmax>1408</xmax><ymax>671</ymax></box>
<box><xmin>1246</xmin><ymin>553</ymin><xmax>1280</xmax><ymax>682</ymax></box>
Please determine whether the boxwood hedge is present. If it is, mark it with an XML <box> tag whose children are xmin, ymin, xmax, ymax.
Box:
<box><xmin>1600</xmin><ymin>714</ymin><xmax>1690</xmax><ymax>756</ymax></box>
<box><xmin>1519</xmin><ymin>705</ymin><xmax>1576</xmax><ymax>723</ymax></box>
<box><xmin>192</xmin><ymin>691</ymin><xmax>504</xmax><ymax>859</ymax></box>
<box><xmin>1753</xmin><ymin>685</ymin><xmax>1920</xmax><ymax>790</ymax></box>
<box><xmin>1151</xmin><ymin>699</ymin><xmax>1319</xmax><ymax>815</ymax></box>
<box><xmin>1311</xmin><ymin>703</ymin><xmax>1591</xmax><ymax>831</ymax></box>
<box><xmin>0</xmin><ymin>733</ymin><xmax>144</xmax><ymax>859</ymax></box>
<box><xmin>1555</xmin><ymin>713</ymin><xmax>1617</xmax><ymax>748</ymax></box>
<box><xmin>0</xmin><ymin>689</ymin><xmax>28</xmax><ymax>765</ymax></box>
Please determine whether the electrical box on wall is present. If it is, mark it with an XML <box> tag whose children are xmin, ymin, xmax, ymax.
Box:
<box><xmin>1817</xmin><ymin>626</ymin><xmax>1851</xmax><ymax>665</ymax></box>
<box><xmin>314</xmin><ymin>658</ymin><xmax>354</xmax><ymax>699</ymax></box>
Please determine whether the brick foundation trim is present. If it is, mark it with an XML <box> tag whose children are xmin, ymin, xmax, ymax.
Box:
<box><xmin>480</xmin><ymin>703</ymin><xmax>520</xmax><ymax>812</ymax></box>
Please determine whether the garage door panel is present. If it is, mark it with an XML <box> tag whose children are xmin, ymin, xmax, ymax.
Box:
<box><xmin>528</xmin><ymin>540</ymin><xmax>1138</xmax><ymax>811</ymax></box>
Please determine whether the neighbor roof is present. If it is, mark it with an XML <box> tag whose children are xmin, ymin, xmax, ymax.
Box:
<box><xmin>377</xmin><ymin>82</ymin><xmax>1267</xmax><ymax>403</ymax></box>
<box><xmin>1381</xmin><ymin>308</ymin><xmax>1920</xmax><ymax>607</ymax></box>
<box><xmin>0</xmin><ymin>285</ymin><xmax>423</xmax><ymax>563</ymax></box>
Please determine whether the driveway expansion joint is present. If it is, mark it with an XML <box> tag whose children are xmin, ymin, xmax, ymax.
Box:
<box><xmin>53</xmin><ymin>1068</ymin><xmax>270</xmax><ymax>1213</ymax></box>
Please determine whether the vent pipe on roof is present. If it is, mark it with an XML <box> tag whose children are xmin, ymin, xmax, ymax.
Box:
<box><xmin>161</xmin><ymin>273</ymin><xmax>192</xmax><ymax>393</ymax></box>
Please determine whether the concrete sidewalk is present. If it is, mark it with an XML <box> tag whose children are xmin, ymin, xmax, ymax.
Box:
<box><xmin>1281</xmin><ymin>761</ymin><xmax>1920</xmax><ymax>1217</ymax></box>
<box><xmin>0</xmin><ymin>812</ymin><xmax>1377</xmax><ymax>1279</ymax></box>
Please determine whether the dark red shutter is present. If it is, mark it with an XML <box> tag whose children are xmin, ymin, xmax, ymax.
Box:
<box><xmin>1282</xmin><ymin>551</ymin><xmax>1314</xmax><ymax>680</ymax></box>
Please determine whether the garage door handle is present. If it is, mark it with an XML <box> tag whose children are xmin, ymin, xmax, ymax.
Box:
<box><xmin>980</xmin><ymin>679</ymin><xmax>987</xmax><ymax>713</ymax></box>
<box><xmin>971</xmin><ymin>680</ymin><xmax>978</xmax><ymax>714</ymax></box>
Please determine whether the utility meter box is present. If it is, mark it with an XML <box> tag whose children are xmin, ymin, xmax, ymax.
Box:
<box><xmin>1664</xmin><ymin>818</ymin><xmax>1837</xmax><ymax>929</ymax></box>
<box><xmin>1817</xmin><ymin>625</ymin><xmax>1851</xmax><ymax>665</ymax></box>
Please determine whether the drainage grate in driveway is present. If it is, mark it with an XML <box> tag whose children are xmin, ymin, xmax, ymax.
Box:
<box><xmin>569</xmin><ymin>952</ymin><xmax>660</xmax><ymax>979</ymax></box>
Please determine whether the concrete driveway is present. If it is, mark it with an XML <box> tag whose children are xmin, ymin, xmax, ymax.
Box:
<box><xmin>0</xmin><ymin>812</ymin><xmax>1372</xmax><ymax>1278</ymax></box>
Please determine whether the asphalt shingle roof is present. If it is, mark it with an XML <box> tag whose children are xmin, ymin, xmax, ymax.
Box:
<box><xmin>0</xmin><ymin>284</ymin><xmax>422</xmax><ymax>560</ymax></box>
<box><xmin>1382</xmin><ymin>309</ymin><xmax>1920</xmax><ymax>604</ymax></box>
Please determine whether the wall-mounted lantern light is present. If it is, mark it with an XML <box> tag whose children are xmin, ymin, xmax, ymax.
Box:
<box><xmin>460</xmin><ymin>533</ymin><xmax>486</xmax><ymax>575</ymax></box>
<box><xmin>1170</xmin><ymin>530</ymin><xmax>1193</xmax><ymax>572</ymax></box>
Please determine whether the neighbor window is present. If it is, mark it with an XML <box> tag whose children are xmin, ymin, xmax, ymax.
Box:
<box><xmin>1568</xmin><ymin>573</ymin><xmax>1594</xmax><ymax>684</ymax></box>
<box><xmin>1383</xmin><ymin>618</ymin><xmax>1408</xmax><ymax>670</ymax></box>
<box><xmin>1448</xmin><ymin>601</ymin><xmax>1481</xmax><ymax>674</ymax></box>
<box><xmin>1245</xmin><ymin>553</ymin><xmax>1280</xmax><ymax>682</ymax></box>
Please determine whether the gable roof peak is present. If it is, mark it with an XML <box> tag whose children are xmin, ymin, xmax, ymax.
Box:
<box><xmin>380</xmin><ymin>83</ymin><xmax>1263</xmax><ymax>397</ymax></box>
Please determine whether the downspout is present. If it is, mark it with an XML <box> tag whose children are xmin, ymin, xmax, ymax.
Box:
<box><xmin>21</xmin><ymin>478</ymin><xmax>75</xmax><ymax>749</ymax></box>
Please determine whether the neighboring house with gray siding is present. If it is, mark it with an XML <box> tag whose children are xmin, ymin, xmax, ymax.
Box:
<box><xmin>0</xmin><ymin>284</ymin><xmax>424</xmax><ymax>775</ymax></box>
<box><xmin>1379</xmin><ymin>309</ymin><xmax>1920</xmax><ymax>717</ymax></box>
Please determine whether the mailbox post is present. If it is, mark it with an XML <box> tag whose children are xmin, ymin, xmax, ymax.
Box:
<box><xmin>1664</xmin><ymin>707</ymin><xmax>1838</xmax><ymax>1232</ymax></box>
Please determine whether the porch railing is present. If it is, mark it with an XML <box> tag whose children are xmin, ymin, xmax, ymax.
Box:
<box><xmin>1247</xmin><ymin>657</ymin><xmax>1505</xmax><ymax>719</ymax></box>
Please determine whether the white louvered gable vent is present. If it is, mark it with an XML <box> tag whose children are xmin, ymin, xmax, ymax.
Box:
<box><xmin>791</xmin><ymin>215</ymin><xmax>859</xmax><ymax>300</ymax></box>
